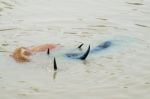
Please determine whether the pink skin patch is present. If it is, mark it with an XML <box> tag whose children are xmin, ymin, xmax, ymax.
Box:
<box><xmin>29</xmin><ymin>44</ymin><xmax>61</xmax><ymax>52</ymax></box>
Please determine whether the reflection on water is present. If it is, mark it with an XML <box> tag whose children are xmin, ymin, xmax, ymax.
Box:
<box><xmin>126</xmin><ymin>2</ymin><xmax>144</xmax><ymax>5</ymax></box>
<box><xmin>135</xmin><ymin>24</ymin><xmax>150</xmax><ymax>28</ymax></box>
<box><xmin>0</xmin><ymin>28</ymin><xmax>17</xmax><ymax>31</ymax></box>
<box><xmin>53</xmin><ymin>71</ymin><xmax>58</xmax><ymax>80</ymax></box>
<box><xmin>0</xmin><ymin>1</ymin><xmax>14</xmax><ymax>13</ymax></box>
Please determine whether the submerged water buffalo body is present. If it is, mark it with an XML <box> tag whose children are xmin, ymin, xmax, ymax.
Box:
<box><xmin>65</xmin><ymin>41</ymin><xmax>112</xmax><ymax>60</ymax></box>
<box><xmin>12</xmin><ymin>41</ymin><xmax>112</xmax><ymax>63</ymax></box>
<box><xmin>65</xmin><ymin>45</ymin><xmax>90</xmax><ymax>60</ymax></box>
<box><xmin>90</xmin><ymin>41</ymin><xmax>112</xmax><ymax>53</ymax></box>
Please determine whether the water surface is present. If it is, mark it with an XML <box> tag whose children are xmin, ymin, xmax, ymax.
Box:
<box><xmin>0</xmin><ymin>0</ymin><xmax>150</xmax><ymax>99</ymax></box>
